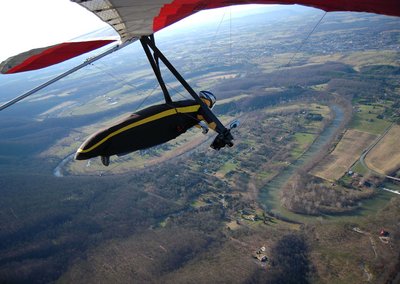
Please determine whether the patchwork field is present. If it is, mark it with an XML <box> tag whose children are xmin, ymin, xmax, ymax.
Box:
<box><xmin>312</xmin><ymin>129</ymin><xmax>377</xmax><ymax>181</ymax></box>
<box><xmin>365</xmin><ymin>124</ymin><xmax>400</xmax><ymax>175</ymax></box>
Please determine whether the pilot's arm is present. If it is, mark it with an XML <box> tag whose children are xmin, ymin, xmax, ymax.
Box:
<box><xmin>195</xmin><ymin>91</ymin><xmax>234</xmax><ymax>150</ymax></box>
<box><xmin>195</xmin><ymin>113</ymin><xmax>217</xmax><ymax>134</ymax></box>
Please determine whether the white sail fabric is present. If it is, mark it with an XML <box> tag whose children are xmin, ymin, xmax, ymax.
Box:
<box><xmin>71</xmin><ymin>0</ymin><xmax>172</xmax><ymax>41</ymax></box>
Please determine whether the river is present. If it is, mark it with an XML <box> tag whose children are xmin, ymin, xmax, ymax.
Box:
<box><xmin>259</xmin><ymin>105</ymin><xmax>393</xmax><ymax>223</ymax></box>
<box><xmin>54</xmin><ymin>153</ymin><xmax>74</xmax><ymax>177</ymax></box>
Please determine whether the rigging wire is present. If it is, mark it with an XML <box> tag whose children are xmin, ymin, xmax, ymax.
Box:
<box><xmin>229</xmin><ymin>7</ymin><xmax>233</xmax><ymax>69</ymax></box>
<box><xmin>184</xmin><ymin>8</ymin><xmax>228</xmax><ymax>90</ymax></box>
<box><xmin>281</xmin><ymin>11</ymin><xmax>327</xmax><ymax>69</ymax></box>
<box><xmin>162</xmin><ymin>7</ymin><xmax>237</xmax><ymax>129</ymax></box>
<box><xmin>90</xmin><ymin>60</ymin><xmax>163</xmax><ymax>113</ymax></box>
<box><xmin>205</xmin><ymin>9</ymin><xmax>228</xmax><ymax>58</ymax></box>
<box><xmin>202</xmin><ymin>10</ymin><xmax>329</xmax><ymax>168</ymax></box>
<box><xmin>90</xmin><ymin>61</ymin><xmax>139</xmax><ymax>91</ymax></box>
<box><xmin>153</xmin><ymin>7</ymin><xmax>231</xmax><ymax>105</ymax></box>
<box><xmin>238</xmin><ymin>12</ymin><xmax>328</xmax><ymax>129</ymax></box>
<box><xmin>237</xmin><ymin>10</ymin><xmax>328</xmax><ymax>132</ymax></box>
<box><xmin>133</xmin><ymin>82</ymin><xmax>162</xmax><ymax>111</ymax></box>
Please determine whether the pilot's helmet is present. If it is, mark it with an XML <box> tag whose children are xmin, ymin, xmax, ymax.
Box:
<box><xmin>199</xmin><ymin>91</ymin><xmax>216</xmax><ymax>109</ymax></box>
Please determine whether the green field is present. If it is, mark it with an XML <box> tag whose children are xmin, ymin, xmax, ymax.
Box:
<box><xmin>291</xmin><ymin>132</ymin><xmax>315</xmax><ymax>159</ymax></box>
<box><xmin>349</xmin><ymin>104</ymin><xmax>392</xmax><ymax>135</ymax></box>
<box><xmin>351</xmin><ymin>160</ymin><xmax>369</xmax><ymax>175</ymax></box>
<box><xmin>217</xmin><ymin>161</ymin><xmax>238</xmax><ymax>176</ymax></box>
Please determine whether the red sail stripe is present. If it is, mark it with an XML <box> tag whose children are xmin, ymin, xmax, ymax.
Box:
<box><xmin>6</xmin><ymin>40</ymin><xmax>116</xmax><ymax>74</ymax></box>
<box><xmin>153</xmin><ymin>0</ymin><xmax>400</xmax><ymax>32</ymax></box>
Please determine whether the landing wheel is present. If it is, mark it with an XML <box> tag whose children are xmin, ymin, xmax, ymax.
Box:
<box><xmin>101</xmin><ymin>156</ymin><xmax>110</xmax><ymax>166</ymax></box>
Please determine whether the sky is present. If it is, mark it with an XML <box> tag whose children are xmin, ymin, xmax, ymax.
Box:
<box><xmin>0</xmin><ymin>0</ymin><xmax>277</xmax><ymax>62</ymax></box>
<box><xmin>0</xmin><ymin>0</ymin><xmax>110</xmax><ymax>61</ymax></box>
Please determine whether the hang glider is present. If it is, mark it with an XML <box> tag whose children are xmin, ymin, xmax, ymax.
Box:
<box><xmin>0</xmin><ymin>0</ymin><xmax>399</xmax><ymax>164</ymax></box>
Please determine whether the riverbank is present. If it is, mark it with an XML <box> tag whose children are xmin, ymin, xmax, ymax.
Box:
<box><xmin>258</xmin><ymin>105</ymin><xmax>394</xmax><ymax>223</ymax></box>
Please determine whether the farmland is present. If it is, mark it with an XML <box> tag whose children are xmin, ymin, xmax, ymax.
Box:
<box><xmin>365</xmin><ymin>124</ymin><xmax>400</xmax><ymax>175</ymax></box>
<box><xmin>312</xmin><ymin>129</ymin><xmax>376</xmax><ymax>181</ymax></box>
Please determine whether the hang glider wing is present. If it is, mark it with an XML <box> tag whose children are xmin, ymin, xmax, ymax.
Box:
<box><xmin>72</xmin><ymin>0</ymin><xmax>400</xmax><ymax>42</ymax></box>
<box><xmin>2</xmin><ymin>0</ymin><xmax>399</xmax><ymax>75</ymax></box>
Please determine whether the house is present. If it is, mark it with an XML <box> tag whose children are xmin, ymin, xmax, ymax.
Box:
<box><xmin>242</xmin><ymin>214</ymin><xmax>256</xmax><ymax>221</ymax></box>
<box><xmin>306</xmin><ymin>113</ymin><xmax>323</xmax><ymax>121</ymax></box>
<box><xmin>254</xmin><ymin>246</ymin><xmax>268</xmax><ymax>263</ymax></box>
<box><xmin>379</xmin><ymin>229</ymin><xmax>389</xmax><ymax>237</ymax></box>
<box><xmin>256</xmin><ymin>254</ymin><xmax>268</xmax><ymax>262</ymax></box>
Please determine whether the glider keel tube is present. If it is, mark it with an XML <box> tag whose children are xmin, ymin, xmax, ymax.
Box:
<box><xmin>0</xmin><ymin>39</ymin><xmax>136</xmax><ymax>112</ymax></box>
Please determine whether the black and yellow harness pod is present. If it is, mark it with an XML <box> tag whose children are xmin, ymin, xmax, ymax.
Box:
<box><xmin>75</xmin><ymin>100</ymin><xmax>212</xmax><ymax>161</ymax></box>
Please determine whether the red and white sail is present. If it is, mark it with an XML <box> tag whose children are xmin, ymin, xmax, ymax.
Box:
<box><xmin>72</xmin><ymin>0</ymin><xmax>400</xmax><ymax>40</ymax></box>
<box><xmin>2</xmin><ymin>0</ymin><xmax>399</xmax><ymax>74</ymax></box>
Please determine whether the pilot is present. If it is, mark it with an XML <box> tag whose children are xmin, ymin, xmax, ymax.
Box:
<box><xmin>75</xmin><ymin>91</ymin><xmax>228</xmax><ymax>166</ymax></box>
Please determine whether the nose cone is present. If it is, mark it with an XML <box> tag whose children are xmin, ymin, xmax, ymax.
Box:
<box><xmin>74</xmin><ymin>149</ymin><xmax>88</xmax><ymax>160</ymax></box>
<box><xmin>74</xmin><ymin>129</ymin><xmax>110</xmax><ymax>161</ymax></box>
<box><xmin>74</xmin><ymin>140</ymin><xmax>94</xmax><ymax>161</ymax></box>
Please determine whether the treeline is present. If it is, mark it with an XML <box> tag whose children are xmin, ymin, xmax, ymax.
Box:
<box><xmin>213</xmin><ymin>62</ymin><xmax>355</xmax><ymax>100</ymax></box>
<box><xmin>216</xmin><ymin>86</ymin><xmax>313</xmax><ymax>116</ymax></box>
<box><xmin>280</xmin><ymin>173</ymin><xmax>376</xmax><ymax>215</ymax></box>
<box><xmin>327</xmin><ymin>77</ymin><xmax>384</xmax><ymax>100</ymax></box>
